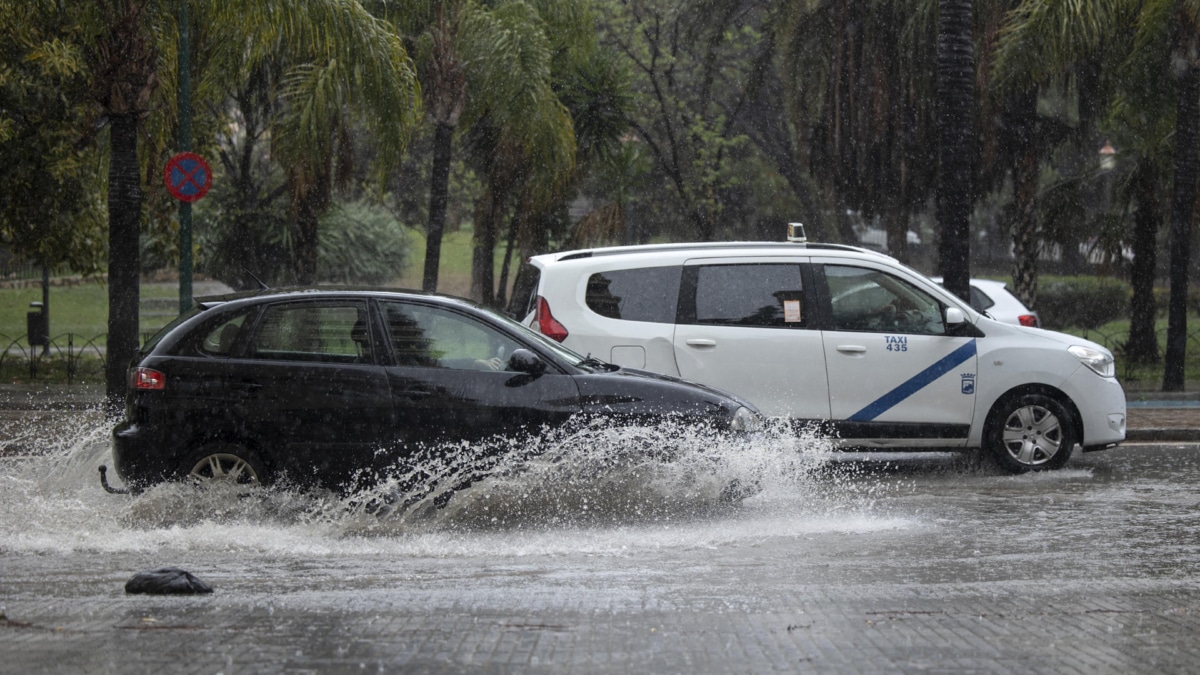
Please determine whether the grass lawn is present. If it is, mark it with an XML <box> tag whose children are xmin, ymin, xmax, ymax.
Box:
<box><xmin>1060</xmin><ymin>319</ymin><xmax>1200</xmax><ymax>390</ymax></box>
<box><xmin>0</xmin><ymin>282</ymin><xmax>179</xmax><ymax>346</ymax></box>
<box><xmin>0</xmin><ymin>226</ymin><xmax>492</xmax><ymax>346</ymax></box>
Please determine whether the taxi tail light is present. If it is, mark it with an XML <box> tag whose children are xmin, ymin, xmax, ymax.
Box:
<box><xmin>1018</xmin><ymin>314</ymin><xmax>1039</xmax><ymax>327</ymax></box>
<box><xmin>536</xmin><ymin>296</ymin><xmax>569</xmax><ymax>342</ymax></box>
<box><xmin>130</xmin><ymin>367</ymin><xmax>166</xmax><ymax>391</ymax></box>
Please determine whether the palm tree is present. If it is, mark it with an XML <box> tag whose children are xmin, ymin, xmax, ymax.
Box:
<box><xmin>936</xmin><ymin>0</ymin><xmax>977</xmax><ymax>303</ymax></box>
<box><xmin>390</xmin><ymin>0</ymin><xmax>580</xmax><ymax>299</ymax></box>
<box><xmin>996</xmin><ymin>0</ymin><xmax>1198</xmax><ymax>389</ymax></box>
<box><xmin>35</xmin><ymin>0</ymin><xmax>418</xmax><ymax>408</ymax></box>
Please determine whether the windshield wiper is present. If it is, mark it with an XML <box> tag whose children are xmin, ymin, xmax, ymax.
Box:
<box><xmin>578</xmin><ymin>353</ymin><xmax>618</xmax><ymax>372</ymax></box>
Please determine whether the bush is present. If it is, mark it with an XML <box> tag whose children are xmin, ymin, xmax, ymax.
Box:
<box><xmin>1037</xmin><ymin>276</ymin><xmax>1128</xmax><ymax>330</ymax></box>
<box><xmin>1152</xmin><ymin>286</ymin><xmax>1200</xmax><ymax>316</ymax></box>
<box><xmin>198</xmin><ymin>198</ymin><xmax>409</xmax><ymax>288</ymax></box>
<box><xmin>317</xmin><ymin>200</ymin><xmax>410</xmax><ymax>285</ymax></box>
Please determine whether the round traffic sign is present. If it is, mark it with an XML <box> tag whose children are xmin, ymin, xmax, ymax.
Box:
<box><xmin>163</xmin><ymin>152</ymin><xmax>213</xmax><ymax>203</ymax></box>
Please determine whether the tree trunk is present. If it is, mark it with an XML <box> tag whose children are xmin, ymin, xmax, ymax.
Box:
<box><xmin>423</xmin><ymin>121</ymin><xmax>454</xmax><ymax>292</ymax></box>
<box><xmin>935</xmin><ymin>0</ymin><xmax>976</xmax><ymax>304</ymax></box>
<box><xmin>291</xmin><ymin>172</ymin><xmax>328</xmax><ymax>286</ymax></box>
<box><xmin>104</xmin><ymin>112</ymin><xmax>143</xmax><ymax>413</ymax></box>
<box><xmin>496</xmin><ymin>211</ymin><xmax>520</xmax><ymax>308</ymax></box>
<box><xmin>1164</xmin><ymin>50</ymin><xmax>1199</xmax><ymax>391</ymax></box>
<box><xmin>470</xmin><ymin>183</ymin><xmax>503</xmax><ymax>306</ymax></box>
<box><xmin>1127</xmin><ymin>161</ymin><xmax>1161</xmax><ymax>366</ymax></box>
<box><xmin>1009</xmin><ymin>88</ymin><xmax>1041</xmax><ymax>311</ymax></box>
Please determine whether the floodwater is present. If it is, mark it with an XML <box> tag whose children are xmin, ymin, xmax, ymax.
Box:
<box><xmin>2</xmin><ymin>412</ymin><xmax>1199</xmax><ymax>672</ymax></box>
<box><xmin>2</xmin><ymin>411</ymin><xmax>1198</xmax><ymax>583</ymax></box>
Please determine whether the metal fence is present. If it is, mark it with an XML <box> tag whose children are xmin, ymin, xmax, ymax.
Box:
<box><xmin>0</xmin><ymin>333</ymin><xmax>107</xmax><ymax>383</ymax></box>
<box><xmin>1073</xmin><ymin>325</ymin><xmax>1200</xmax><ymax>381</ymax></box>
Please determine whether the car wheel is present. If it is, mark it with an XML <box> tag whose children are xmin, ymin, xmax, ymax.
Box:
<box><xmin>182</xmin><ymin>444</ymin><xmax>269</xmax><ymax>486</ymax></box>
<box><xmin>984</xmin><ymin>393</ymin><xmax>1075</xmax><ymax>473</ymax></box>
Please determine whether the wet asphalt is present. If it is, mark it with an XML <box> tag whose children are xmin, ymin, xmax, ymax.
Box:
<box><xmin>1</xmin><ymin>385</ymin><xmax>1198</xmax><ymax>673</ymax></box>
<box><xmin>1</xmin><ymin>440</ymin><xmax>1199</xmax><ymax>673</ymax></box>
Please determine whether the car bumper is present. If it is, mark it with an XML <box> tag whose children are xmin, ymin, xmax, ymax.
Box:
<box><xmin>112</xmin><ymin>420</ymin><xmax>178</xmax><ymax>488</ymax></box>
<box><xmin>1063</xmin><ymin>370</ymin><xmax>1126</xmax><ymax>449</ymax></box>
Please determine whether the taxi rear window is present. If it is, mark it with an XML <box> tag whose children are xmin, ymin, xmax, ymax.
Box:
<box><xmin>585</xmin><ymin>266</ymin><xmax>681</xmax><ymax>323</ymax></box>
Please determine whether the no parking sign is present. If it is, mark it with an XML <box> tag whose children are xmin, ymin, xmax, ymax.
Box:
<box><xmin>163</xmin><ymin>152</ymin><xmax>212</xmax><ymax>202</ymax></box>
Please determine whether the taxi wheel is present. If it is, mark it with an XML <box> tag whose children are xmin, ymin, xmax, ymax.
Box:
<box><xmin>984</xmin><ymin>393</ymin><xmax>1076</xmax><ymax>473</ymax></box>
<box><xmin>182</xmin><ymin>444</ymin><xmax>269</xmax><ymax>486</ymax></box>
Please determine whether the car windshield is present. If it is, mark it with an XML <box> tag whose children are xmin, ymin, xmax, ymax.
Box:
<box><xmin>480</xmin><ymin>304</ymin><xmax>594</xmax><ymax>367</ymax></box>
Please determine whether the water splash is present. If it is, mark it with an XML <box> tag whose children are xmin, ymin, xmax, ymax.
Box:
<box><xmin>0</xmin><ymin>412</ymin><xmax>926</xmax><ymax>556</ymax></box>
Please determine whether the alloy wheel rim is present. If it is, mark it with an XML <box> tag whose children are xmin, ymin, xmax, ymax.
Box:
<box><xmin>1001</xmin><ymin>404</ymin><xmax>1063</xmax><ymax>466</ymax></box>
<box><xmin>189</xmin><ymin>453</ymin><xmax>260</xmax><ymax>485</ymax></box>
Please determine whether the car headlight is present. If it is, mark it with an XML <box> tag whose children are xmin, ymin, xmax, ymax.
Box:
<box><xmin>1068</xmin><ymin>345</ymin><xmax>1115</xmax><ymax>378</ymax></box>
<box><xmin>730</xmin><ymin>406</ymin><xmax>762</xmax><ymax>432</ymax></box>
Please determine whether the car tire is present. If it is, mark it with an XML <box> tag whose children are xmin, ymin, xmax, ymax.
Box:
<box><xmin>181</xmin><ymin>444</ymin><xmax>269</xmax><ymax>486</ymax></box>
<box><xmin>984</xmin><ymin>393</ymin><xmax>1076</xmax><ymax>473</ymax></box>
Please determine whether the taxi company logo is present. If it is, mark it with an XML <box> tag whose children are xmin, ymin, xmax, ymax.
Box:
<box><xmin>960</xmin><ymin>372</ymin><xmax>976</xmax><ymax>395</ymax></box>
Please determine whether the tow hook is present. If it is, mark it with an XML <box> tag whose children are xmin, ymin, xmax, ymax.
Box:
<box><xmin>98</xmin><ymin>465</ymin><xmax>130</xmax><ymax>495</ymax></box>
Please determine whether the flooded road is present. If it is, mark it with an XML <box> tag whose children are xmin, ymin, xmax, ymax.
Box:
<box><xmin>2</xmin><ymin>413</ymin><xmax>1198</xmax><ymax>673</ymax></box>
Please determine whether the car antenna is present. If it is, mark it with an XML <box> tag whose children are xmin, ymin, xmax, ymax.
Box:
<box><xmin>243</xmin><ymin>268</ymin><xmax>270</xmax><ymax>290</ymax></box>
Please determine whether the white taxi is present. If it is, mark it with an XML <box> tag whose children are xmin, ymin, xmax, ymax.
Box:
<box><xmin>514</xmin><ymin>228</ymin><xmax>1126</xmax><ymax>472</ymax></box>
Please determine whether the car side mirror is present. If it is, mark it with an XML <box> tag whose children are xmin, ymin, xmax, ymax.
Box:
<box><xmin>945</xmin><ymin>307</ymin><xmax>966</xmax><ymax>325</ymax></box>
<box><xmin>508</xmin><ymin>349</ymin><xmax>546</xmax><ymax>375</ymax></box>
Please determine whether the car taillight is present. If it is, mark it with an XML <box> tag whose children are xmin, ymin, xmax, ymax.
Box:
<box><xmin>129</xmin><ymin>367</ymin><xmax>166</xmax><ymax>391</ymax></box>
<box><xmin>1018</xmin><ymin>315</ymin><xmax>1039</xmax><ymax>328</ymax></box>
<box><xmin>536</xmin><ymin>296</ymin><xmax>569</xmax><ymax>342</ymax></box>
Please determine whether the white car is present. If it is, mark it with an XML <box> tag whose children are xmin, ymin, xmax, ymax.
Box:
<box><xmin>933</xmin><ymin>277</ymin><xmax>1041</xmax><ymax>327</ymax></box>
<box><xmin>515</xmin><ymin>231</ymin><xmax>1126</xmax><ymax>472</ymax></box>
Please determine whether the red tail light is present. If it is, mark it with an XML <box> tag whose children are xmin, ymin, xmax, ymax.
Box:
<box><xmin>536</xmin><ymin>296</ymin><xmax>569</xmax><ymax>342</ymax></box>
<box><xmin>129</xmin><ymin>367</ymin><xmax>166</xmax><ymax>391</ymax></box>
<box><xmin>1018</xmin><ymin>315</ymin><xmax>1039</xmax><ymax>328</ymax></box>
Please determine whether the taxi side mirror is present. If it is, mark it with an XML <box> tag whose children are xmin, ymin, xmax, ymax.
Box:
<box><xmin>508</xmin><ymin>349</ymin><xmax>547</xmax><ymax>375</ymax></box>
<box><xmin>945</xmin><ymin>307</ymin><xmax>966</xmax><ymax>325</ymax></box>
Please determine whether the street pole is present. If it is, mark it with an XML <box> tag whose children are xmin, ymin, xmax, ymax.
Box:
<box><xmin>178</xmin><ymin>1</ymin><xmax>193</xmax><ymax>313</ymax></box>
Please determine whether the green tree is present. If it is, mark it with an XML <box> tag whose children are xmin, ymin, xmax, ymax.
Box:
<box><xmin>996</xmin><ymin>0</ymin><xmax>1199</xmax><ymax>389</ymax></box>
<box><xmin>10</xmin><ymin>0</ymin><xmax>419</xmax><ymax>408</ymax></box>
<box><xmin>599</xmin><ymin>0</ymin><xmax>760</xmax><ymax>242</ymax></box>
<box><xmin>392</xmin><ymin>1</ymin><xmax>580</xmax><ymax>300</ymax></box>
<box><xmin>0</xmin><ymin>4</ymin><xmax>106</xmax><ymax>275</ymax></box>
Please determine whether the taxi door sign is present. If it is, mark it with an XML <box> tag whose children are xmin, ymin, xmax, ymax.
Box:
<box><xmin>164</xmin><ymin>152</ymin><xmax>212</xmax><ymax>203</ymax></box>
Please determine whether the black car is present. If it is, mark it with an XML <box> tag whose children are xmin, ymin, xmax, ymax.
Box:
<box><xmin>111</xmin><ymin>288</ymin><xmax>760</xmax><ymax>492</ymax></box>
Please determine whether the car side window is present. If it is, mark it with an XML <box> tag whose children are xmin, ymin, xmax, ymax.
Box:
<box><xmin>199</xmin><ymin>312</ymin><xmax>251</xmax><ymax>356</ymax></box>
<box><xmin>685</xmin><ymin>264</ymin><xmax>808</xmax><ymax>328</ymax></box>
<box><xmin>381</xmin><ymin>301</ymin><xmax>525</xmax><ymax>371</ymax></box>
<box><xmin>585</xmin><ymin>266</ymin><xmax>681</xmax><ymax>322</ymax></box>
<box><xmin>248</xmin><ymin>302</ymin><xmax>372</xmax><ymax>363</ymax></box>
<box><xmin>825</xmin><ymin>265</ymin><xmax>945</xmax><ymax>335</ymax></box>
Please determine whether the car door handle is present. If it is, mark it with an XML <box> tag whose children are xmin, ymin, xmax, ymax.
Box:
<box><xmin>836</xmin><ymin>345</ymin><xmax>867</xmax><ymax>354</ymax></box>
<box><xmin>685</xmin><ymin>339</ymin><xmax>717</xmax><ymax>348</ymax></box>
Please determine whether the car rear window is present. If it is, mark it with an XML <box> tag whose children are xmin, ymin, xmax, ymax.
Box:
<box><xmin>585</xmin><ymin>266</ymin><xmax>681</xmax><ymax>323</ymax></box>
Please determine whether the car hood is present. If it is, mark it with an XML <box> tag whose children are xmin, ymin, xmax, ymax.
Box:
<box><xmin>978</xmin><ymin>316</ymin><xmax>1111</xmax><ymax>354</ymax></box>
<box><xmin>573</xmin><ymin>365</ymin><xmax>760</xmax><ymax>415</ymax></box>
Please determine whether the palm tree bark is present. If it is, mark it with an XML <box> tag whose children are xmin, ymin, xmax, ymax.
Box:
<box><xmin>1127</xmin><ymin>161</ymin><xmax>1161</xmax><ymax>366</ymax></box>
<box><xmin>935</xmin><ymin>0</ymin><xmax>975</xmax><ymax>303</ymax></box>
<box><xmin>423</xmin><ymin>121</ymin><xmax>454</xmax><ymax>291</ymax></box>
<box><xmin>105</xmin><ymin>112</ymin><xmax>143</xmax><ymax>412</ymax></box>
<box><xmin>1009</xmin><ymin>87</ymin><xmax>1040</xmax><ymax>310</ymax></box>
<box><xmin>1164</xmin><ymin>38</ymin><xmax>1199</xmax><ymax>391</ymax></box>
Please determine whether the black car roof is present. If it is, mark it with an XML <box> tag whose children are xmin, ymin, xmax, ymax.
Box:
<box><xmin>195</xmin><ymin>286</ymin><xmax>484</xmax><ymax>311</ymax></box>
